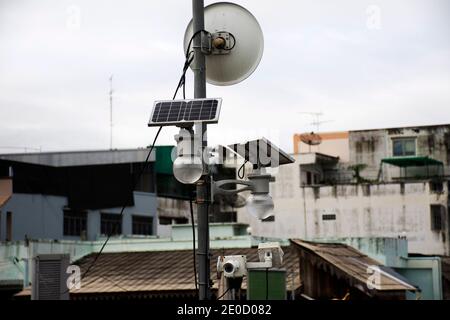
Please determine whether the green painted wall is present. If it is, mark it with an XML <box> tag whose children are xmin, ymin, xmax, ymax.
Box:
<box><xmin>155</xmin><ymin>146</ymin><xmax>175</xmax><ymax>174</ymax></box>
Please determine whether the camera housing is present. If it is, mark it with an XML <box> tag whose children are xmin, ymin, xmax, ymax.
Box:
<box><xmin>257</xmin><ymin>242</ymin><xmax>284</xmax><ymax>268</ymax></box>
<box><xmin>217</xmin><ymin>255</ymin><xmax>247</xmax><ymax>278</ymax></box>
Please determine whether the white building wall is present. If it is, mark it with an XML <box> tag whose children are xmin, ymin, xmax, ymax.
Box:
<box><xmin>238</xmin><ymin>159</ymin><xmax>450</xmax><ymax>256</ymax></box>
<box><xmin>350</xmin><ymin>125</ymin><xmax>450</xmax><ymax>180</ymax></box>
<box><xmin>304</xmin><ymin>183</ymin><xmax>448</xmax><ymax>255</ymax></box>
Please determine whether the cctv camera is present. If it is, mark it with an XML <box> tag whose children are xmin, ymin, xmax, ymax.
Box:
<box><xmin>258</xmin><ymin>242</ymin><xmax>284</xmax><ymax>268</ymax></box>
<box><xmin>218</xmin><ymin>255</ymin><xmax>247</xmax><ymax>278</ymax></box>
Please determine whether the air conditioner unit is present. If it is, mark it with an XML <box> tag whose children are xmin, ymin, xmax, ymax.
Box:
<box><xmin>32</xmin><ymin>254</ymin><xmax>70</xmax><ymax>300</ymax></box>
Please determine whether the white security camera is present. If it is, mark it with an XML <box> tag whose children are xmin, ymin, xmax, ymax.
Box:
<box><xmin>217</xmin><ymin>255</ymin><xmax>247</xmax><ymax>278</ymax></box>
<box><xmin>258</xmin><ymin>242</ymin><xmax>284</xmax><ymax>268</ymax></box>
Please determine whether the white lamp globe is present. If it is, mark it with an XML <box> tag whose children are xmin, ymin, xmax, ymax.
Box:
<box><xmin>246</xmin><ymin>193</ymin><xmax>274</xmax><ymax>220</ymax></box>
<box><xmin>173</xmin><ymin>156</ymin><xmax>203</xmax><ymax>184</ymax></box>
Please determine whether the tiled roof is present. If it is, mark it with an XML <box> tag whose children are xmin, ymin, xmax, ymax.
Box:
<box><xmin>291</xmin><ymin>239</ymin><xmax>417</xmax><ymax>292</ymax></box>
<box><xmin>70</xmin><ymin>246</ymin><xmax>299</xmax><ymax>295</ymax></box>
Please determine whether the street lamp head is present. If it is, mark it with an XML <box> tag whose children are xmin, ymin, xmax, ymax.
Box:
<box><xmin>223</xmin><ymin>138</ymin><xmax>295</xmax><ymax>220</ymax></box>
<box><xmin>173</xmin><ymin>128</ymin><xmax>203</xmax><ymax>184</ymax></box>
<box><xmin>245</xmin><ymin>172</ymin><xmax>274</xmax><ymax>219</ymax></box>
<box><xmin>173</xmin><ymin>155</ymin><xmax>203</xmax><ymax>184</ymax></box>
<box><xmin>246</xmin><ymin>193</ymin><xmax>274</xmax><ymax>220</ymax></box>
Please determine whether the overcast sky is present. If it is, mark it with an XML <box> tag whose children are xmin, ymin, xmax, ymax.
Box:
<box><xmin>0</xmin><ymin>0</ymin><xmax>449</xmax><ymax>154</ymax></box>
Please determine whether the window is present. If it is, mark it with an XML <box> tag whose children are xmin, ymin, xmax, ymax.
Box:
<box><xmin>174</xmin><ymin>217</ymin><xmax>188</xmax><ymax>224</ymax></box>
<box><xmin>430</xmin><ymin>205</ymin><xmax>445</xmax><ymax>231</ymax></box>
<box><xmin>159</xmin><ymin>217</ymin><xmax>172</xmax><ymax>225</ymax></box>
<box><xmin>63</xmin><ymin>209</ymin><xmax>87</xmax><ymax>236</ymax></box>
<box><xmin>393</xmin><ymin>138</ymin><xmax>416</xmax><ymax>157</ymax></box>
<box><xmin>132</xmin><ymin>216</ymin><xmax>153</xmax><ymax>235</ymax></box>
<box><xmin>6</xmin><ymin>211</ymin><xmax>12</xmax><ymax>241</ymax></box>
<box><xmin>306</xmin><ymin>172</ymin><xmax>312</xmax><ymax>185</ymax></box>
<box><xmin>362</xmin><ymin>184</ymin><xmax>371</xmax><ymax>197</ymax></box>
<box><xmin>430</xmin><ymin>181</ymin><xmax>444</xmax><ymax>193</ymax></box>
<box><xmin>322</xmin><ymin>214</ymin><xmax>336</xmax><ymax>221</ymax></box>
<box><xmin>132</xmin><ymin>163</ymin><xmax>155</xmax><ymax>193</ymax></box>
<box><xmin>101</xmin><ymin>213</ymin><xmax>122</xmax><ymax>236</ymax></box>
<box><xmin>159</xmin><ymin>217</ymin><xmax>189</xmax><ymax>225</ymax></box>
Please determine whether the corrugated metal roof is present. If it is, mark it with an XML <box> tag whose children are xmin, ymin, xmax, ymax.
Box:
<box><xmin>291</xmin><ymin>239</ymin><xmax>417</xmax><ymax>292</ymax></box>
<box><xmin>70</xmin><ymin>246</ymin><xmax>299</xmax><ymax>295</ymax></box>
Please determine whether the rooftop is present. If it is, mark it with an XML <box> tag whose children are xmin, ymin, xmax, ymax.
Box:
<box><xmin>291</xmin><ymin>239</ymin><xmax>417</xmax><ymax>292</ymax></box>
<box><xmin>0</xmin><ymin>148</ymin><xmax>156</xmax><ymax>167</ymax></box>
<box><xmin>16</xmin><ymin>245</ymin><xmax>299</xmax><ymax>299</ymax></box>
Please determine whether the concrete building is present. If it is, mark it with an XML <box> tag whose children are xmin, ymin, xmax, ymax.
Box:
<box><xmin>155</xmin><ymin>145</ymin><xmax>240</xmax><ymax>237</ymax></box>
<box><xmin>0</xmin><ymin>148</ymin><xmax>158</xmax><ymax>242</ymax></box>
<box><xmin>239</xmin><ymin>124</ymin><xmax>450</xmax><ymax>256</ymax></box>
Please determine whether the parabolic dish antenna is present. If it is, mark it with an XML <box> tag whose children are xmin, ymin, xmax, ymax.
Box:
<box><xmin>300</xmin><ymin>132</ymin><xmax>322</xmax><ymax>146</ymax></box>
<box><xmin>183</xmin><ymin>2</ymin><xmax>264</xmax><ymax>86</ymax></box>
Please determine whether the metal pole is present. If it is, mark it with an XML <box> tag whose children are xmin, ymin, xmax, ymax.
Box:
<box><xmin>109</xmin><ymin>75</ymin><xmax>113</xmax><ymax>150</ymax></box>
<box><xmin>192</xmin><ymin>0</ymin><xmax>210</xmax><ymax>300</ymax></box>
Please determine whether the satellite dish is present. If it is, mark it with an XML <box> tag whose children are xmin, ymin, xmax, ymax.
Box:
<box><xmin>183</xmin><ymin>2</ymin><xmax>264</xmax><ymax>86</ymax></box>
<box><xmin>300</xmin><ymin>132</ymin><xmax>322</xmax><ymax>146</ymax></box>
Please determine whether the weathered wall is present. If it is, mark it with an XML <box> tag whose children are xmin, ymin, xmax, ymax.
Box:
<box><xmin>350</xmin><ymin>125</ymin><xmax>450</xmax><ymax>180</ymax></box>
<box><xmin>303</xmin><ymin>182</ymin><xmax>449</xmax><ymax>255</ymax></box>
<box><xmin>239</xmin><ymin>125</ymin><xmax>450</xmax><ymax>255</ymax></box>
<box><xmin>0</xmin><ymin>191</ymin><xmax>157</xmax><ymax>241</ymax></box>
<box><xmin>240</xmin><ymin>163</ymin><xmax>450</xmax><ymax>255</ymax></box>
<box><xmin>294</xmin><ymin>132</ymin><xmax>350</xmax><ymax>162</ymax></box>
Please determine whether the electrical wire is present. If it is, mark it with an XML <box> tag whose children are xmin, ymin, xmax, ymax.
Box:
<box><xmin>217</xmin><ymin>287</ymin><xmax>230</xmax><ymax>300</ymax></box>
<box><xmin>189</xmin><ymin>198</ymin><xmax>198</xmax><ymax>291</ymax></box>
<box><xmin>181</xmin><ymin>29</ymin><xmax>205</xmax><ymax>99</ymax></box>
<box><xmin>63</xmin><ymin>31</ymin><xmax>201</xmax><ymax>294</ymax></box>
<box><xmin>181</xmin><ymin>30</ymin><xmax>204</xmax><ymax>292</ymax></box>
<box><xmin>61</xmin><ymin>126</ymin><xmax>162</xmax><ymax>295</ymax></box>
<box><xmin>237</xmin><ymin>160</ymin><xmax>248</xmax><ymax>179</ymax></box>
<box><xmin>185</xmin><ymin>29</ymin><xmax>206</xmax><ymax>58</ymax></box>
<box><xmin>226</xmin><ymin>32</ymin><xmax>236</xmax><ymax>50</ymax></box>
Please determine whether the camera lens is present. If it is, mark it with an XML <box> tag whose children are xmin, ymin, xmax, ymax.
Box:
<box><xmin>223</xmin><ymin>262</ymin><xmax>234</xmax><ymax>273</ymax></box>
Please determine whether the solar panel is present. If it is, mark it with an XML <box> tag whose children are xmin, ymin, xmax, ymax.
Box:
<box><xmin>228</xmin><ymin>138</ymin><xmax>295</xmax><ymax>168</ymax></box>
<box><xmin>148</xmin><ymin>98</ymin><xmax>222</xmax><ymax>127</ymax></box>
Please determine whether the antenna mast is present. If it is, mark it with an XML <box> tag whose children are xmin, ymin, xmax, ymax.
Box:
<box><xmin>109</xmin><ymin>75</ymin><xmax>113</xmax><ymax>150</ymax></box>
<box><xmin>298</xmin><ymin>111</ymin><xmax>333</xmax><ymax>132</ymax></box>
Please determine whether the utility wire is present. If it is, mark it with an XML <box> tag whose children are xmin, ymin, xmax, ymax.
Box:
<box><xmin>237</xmin><ymin>160</ymin><xmax>248</xmax><ymax>179</ymax></box>
<box><xmin>62</xmin><ymin>31</ymin><xmax>201</xmax><ymax>295</ymax></box>
<box><xmin>182</xmin><ymin>30</ymin><xmax>204</xmax><ymax>292</ymax></box>
<box><xmin>62</xmin><ymin>127</ymin><xmax>162</xmax><ymax>295</ymax></box>
<box><xmin>217</xmin><ymin>287</ymin><xmax>230</xmax><ymax>300</ymax></box>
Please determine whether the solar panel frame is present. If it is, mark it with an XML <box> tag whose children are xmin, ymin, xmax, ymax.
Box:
<box><xmin>148</xmin><ymin>98</ymin><xmax>222</xmax><ymax>127</ymax></box>
<box><xmin>228</xmin><ymin>138</ymin><xmax>295</xmax><ymax>168</ymax></box>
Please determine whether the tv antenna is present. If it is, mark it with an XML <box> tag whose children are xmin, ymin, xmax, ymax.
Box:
<box><xmin>298</xmin><ymin>111</ymin><xmax>333</xmax><ymax>132</ymax></box>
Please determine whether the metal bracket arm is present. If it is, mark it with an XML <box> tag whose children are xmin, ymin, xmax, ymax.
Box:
<box><xmin>213</xmin><ymin>179</ymin><xmax>254</xmax><ymax>196</ymax></box>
